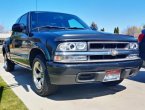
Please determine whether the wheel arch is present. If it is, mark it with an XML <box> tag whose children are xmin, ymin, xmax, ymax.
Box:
<box><xmin>29</xmin><ymin>47</ymin><xmax>50</xmax><ymax>67</ymax></box>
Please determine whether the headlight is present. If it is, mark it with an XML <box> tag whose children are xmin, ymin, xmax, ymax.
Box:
<box><xmin>129</xmin><ymin>43</ymin><xmax>139</xmax><ymax>50</ymax></box>
<box><xmin>57</xmin><ymin>42</ymin><xmax>87</xmax><ymax>51</ymax></box>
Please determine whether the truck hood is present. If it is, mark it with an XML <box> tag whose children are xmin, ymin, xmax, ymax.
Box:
<box><xmin>54</xmin><ymin>30</ymin><xmax>136</xmax><ymax>42</ymax></box>
<box><xmin>35</xmin><ymin>30</ymin><xmax>137</xmax><ymax>42</ymax></box>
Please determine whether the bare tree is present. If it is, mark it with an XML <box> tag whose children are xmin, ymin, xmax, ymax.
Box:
<box><xmin>123</xmin><ymin>26</ymin><xmax>142</xmax><ymax>38</ymax></box>
<box><xmin>0</xmin><ymin>24</ymin><xmax>4</xmax><ymax>33</ymax></box>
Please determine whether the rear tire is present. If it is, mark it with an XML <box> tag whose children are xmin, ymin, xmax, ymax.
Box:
<box><xmin>4</xmin><ymin>54</ymin><xmax>15</xmax><ymax>72</ymax></box>
<box><xmin>32</xmin><ymin>54</ymin><xmax>57</xmax><ymax>96</ymax></box>
<box><xmin>102</xmin><ymin>79</ymin><xmax>124</xmax><ymax>87</ymax></box>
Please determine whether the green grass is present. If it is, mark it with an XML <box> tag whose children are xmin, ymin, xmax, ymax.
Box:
<box><xmin>0</xmin><ymin>77</ymin><xmax>28</xmax><ymax>110</ymax></box>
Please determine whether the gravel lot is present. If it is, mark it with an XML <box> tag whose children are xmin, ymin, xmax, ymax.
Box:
<box><xmin>0</xmin><ymin>55</ymin><xmax>145</xmax><ymax>110</ymax></box>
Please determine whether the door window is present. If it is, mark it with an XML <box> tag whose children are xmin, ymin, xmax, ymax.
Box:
<box><xmin>19</xmin><ymin>14</ymin><xmax>27</xmax><ymax>26</ymax></box>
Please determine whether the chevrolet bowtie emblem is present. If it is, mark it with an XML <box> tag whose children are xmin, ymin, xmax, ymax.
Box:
<box><xmin>111</xmin><ymin>49</ymin><xmax>118</xmax><ymax>56</ymax></box>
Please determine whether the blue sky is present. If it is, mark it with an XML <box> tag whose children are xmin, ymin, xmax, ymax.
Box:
<box><xmin>0</xmin><ymin>0</ymin><xmax>145</xmax><ymax>33</ymax></box>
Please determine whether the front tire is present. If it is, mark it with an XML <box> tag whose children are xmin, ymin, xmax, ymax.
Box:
<box><xmin>102</xmin><ymin>79</ymin><xmax>124</xmax><ymax>86</ymax></box>
<box><xmin>4</xmin><ymin>54</ymin><xmax>15</xmax><ymax>72</ymax></box>
<box><xmin>32</xmin><ymin>55</ymin><xmax>57</xmax><ymax>96</ymax></box>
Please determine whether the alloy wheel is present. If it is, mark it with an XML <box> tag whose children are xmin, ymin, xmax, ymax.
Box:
<box><xmin>33</xmin><ymin>61</ymin><xmax>44</xmax><ymax>90</ymax></box>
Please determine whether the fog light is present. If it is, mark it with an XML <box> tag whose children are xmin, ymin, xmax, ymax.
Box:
<box><xmin>54</xmin><ymin>55</ymin><xmax>87</xmax><ymax>62</ymax></box>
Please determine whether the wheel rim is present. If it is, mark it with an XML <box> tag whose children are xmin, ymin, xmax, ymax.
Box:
<box><xmin>33</xmin><ymin>61</ymin><xmax>44</xmax><ymax>90</ymax></box>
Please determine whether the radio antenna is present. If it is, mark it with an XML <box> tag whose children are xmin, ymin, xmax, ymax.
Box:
<box><xmin>36</xmin><ymin>0</ymin><xmax>38</xmax><ymax>11</ymax></box>
<box><xmin>35</xmin><ymin>0</ymin><xmax>39</xmax><ymax>31</ymax></box>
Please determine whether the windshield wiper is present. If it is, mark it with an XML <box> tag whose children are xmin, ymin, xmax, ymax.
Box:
<box><xmin>32</xmin><ymin>25</ymin><xmax>66</xmax><ymax>31</ymax></box>
<box><xmin>32</xmin><ymin>25</ymin><xmax>86</xmax><ymax>31</ymax></box>
<box><xmin>67</xmin><ymin>27</ymin><xmax>85</xmax><ymax>30</ymax></box>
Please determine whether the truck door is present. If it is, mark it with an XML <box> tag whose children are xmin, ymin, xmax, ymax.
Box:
<box><xmin>10</xmin><ymin>13</ymin><xmax>31</xmax><ymax>67</ymax></box>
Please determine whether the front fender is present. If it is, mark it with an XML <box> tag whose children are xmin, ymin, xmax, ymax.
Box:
<box><xmin>29</xmin><ymin>43</ymin><xmax>51</xmax><ymax>61</ymax></box>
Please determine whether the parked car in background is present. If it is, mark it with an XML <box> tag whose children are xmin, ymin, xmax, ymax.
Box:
<box><xmin>2</xmin><ymin>11</ymin><xmax>142</xmax><ymax>96</ymax></box>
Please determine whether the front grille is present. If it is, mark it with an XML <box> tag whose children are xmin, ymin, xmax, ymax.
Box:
<box><xmin>88</xmin><ymin>42</ymin><xmax>129</xmax><ymax>61</ymax></box>
<box><xmin>55</xmin><ymin>41</ymin><xmax>139</xmax><ymax>63</ymax></box>
<box><xmin>89</xmin><ymin>55</ymin><xmax>127</xmax><ymax>60</ymax></box>
<box><xmin>89</xmin><ymin>42</ymin><xmax>129</xmax><ymax>50</ymax></box>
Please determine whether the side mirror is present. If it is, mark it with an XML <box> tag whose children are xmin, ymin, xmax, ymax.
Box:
<box><xmin>12</xmin><ymin>23</ymin><xmax>26</xmax><ymax>32</ymax></box>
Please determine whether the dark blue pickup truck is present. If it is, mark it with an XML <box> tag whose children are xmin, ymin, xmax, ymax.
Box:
<box><xmin>2</xmin><ymin>11</ymin><xmax>142</xmax><ymax>96</ymax></box>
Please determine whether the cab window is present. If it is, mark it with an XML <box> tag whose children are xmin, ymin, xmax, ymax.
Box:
<box><xmin>19</xmin><ymin>14</ymin><xmax>27</xmax><ymax>26</ymax></box>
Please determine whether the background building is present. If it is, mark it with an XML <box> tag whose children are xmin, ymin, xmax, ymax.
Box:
<box><xmin>0</xmin><ymin>32</ymin><xmax>11</xmax><ymax>45</ymax></box>
<box><xmin>0</xmin><ymin>32</ymin><xmax>11</xmax><ymax>52</ymax></box>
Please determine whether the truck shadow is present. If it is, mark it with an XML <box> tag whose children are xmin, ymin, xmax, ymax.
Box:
<box><xmin>49</xmin><ymin>84</ymin><xmax>126</xmax><ymax>101</ymax></box>
<box><xmin>128</xmin><ymin>69</ymin><xmax>145</xmax><ymax>83</ymax></box>
<box><xmin>8</xmin><ymin>66</ymin><xmax>126</xmax><ymax>100</ymax></box>
<box><xmin>8</xmin><ymin>66</ymin><xmax>33</xmax><ymax>92</ymax></box>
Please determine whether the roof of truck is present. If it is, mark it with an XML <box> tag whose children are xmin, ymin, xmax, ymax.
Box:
<box><xmin>28</xmin><ymin>11</ymin><xmax>75</xmax><ymax>16</ymax></box>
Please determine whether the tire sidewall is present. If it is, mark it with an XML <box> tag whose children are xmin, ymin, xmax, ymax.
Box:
<box><xmin>4</xmin><ymin>54</ymin><xmax>8</xmax><ymax>69</ymax></box>
<box><xmin>32</xmin><ymin>55</ymin><xmax>50</xmax><ymax>95</ymax></box>
<box><xmin>4</xmin><ymin>54</ymin><xmax>14</xmax><ymax>72</ymax></box>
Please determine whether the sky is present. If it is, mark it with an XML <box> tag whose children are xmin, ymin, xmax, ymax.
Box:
<box><xmin>0</xmin><ymin>0</ymin><xmax>145</xmax><ymax>33</ymax></box>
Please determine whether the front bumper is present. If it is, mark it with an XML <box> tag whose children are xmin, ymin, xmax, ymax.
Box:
<box><xmin>47</xmin><ymin>59</ymin><xmax>142</xmax><ymax>85</ymax></box>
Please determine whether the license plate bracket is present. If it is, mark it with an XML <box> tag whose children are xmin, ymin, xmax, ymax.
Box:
<box><xmin>103</xmin><ymin>69</ymin><xmax>121</xmax><ymax>82</ymax></box>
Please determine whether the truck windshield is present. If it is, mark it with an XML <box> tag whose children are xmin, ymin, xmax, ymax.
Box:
<box><xmin>31</xmin><ymin>12</ymin><xmax>90</xmax><ymax>30</ymax></box>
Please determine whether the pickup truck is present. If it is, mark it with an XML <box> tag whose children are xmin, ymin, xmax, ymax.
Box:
<box><xmin>2</xmin><ymin>11</ymin><xmax>142</xmax><ymax>96</ymax></box>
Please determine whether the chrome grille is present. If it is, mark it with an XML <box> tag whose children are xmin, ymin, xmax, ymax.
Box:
<box><xmin>89</xmin><ymin>55</ymin><xmax>127</xmax><ymax>60</ymax></box>
<box><xmin>88</xmin><ymin>42</ymin><xmax>130</xmax><ymax>61</ymax></box>
<box><xmin>89</xmin><ymin>42</ymin><xmax>129</xmax><ymax>51</ymax></box>
<box><xmin>54</xmin><ymin>41</ymin><xmax>139</xmax><ymax>63</ymax></box>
